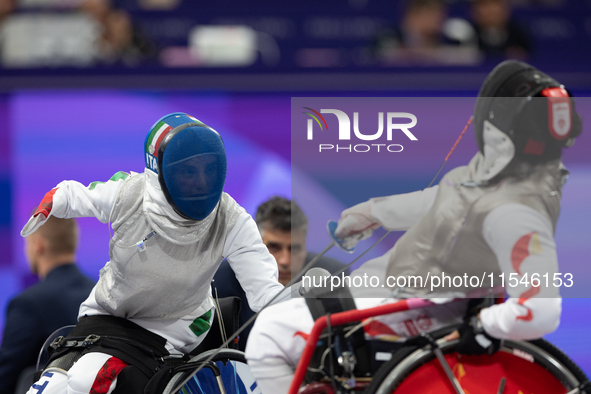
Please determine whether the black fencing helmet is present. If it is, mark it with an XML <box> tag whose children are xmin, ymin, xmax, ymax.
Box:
<box><xmin>474</xmin><ymin>60</ymin><xmax>582</xmax><ymax>163</ymax></box>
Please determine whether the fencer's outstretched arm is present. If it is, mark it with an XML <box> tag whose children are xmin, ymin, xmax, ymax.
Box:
<box><xmin>223</xmin><ymin>213</ymin><xmax>289</xmax><ymax>312</ymax></box>
<box><xmin>21</xmin><ymin>171</ymin><xmax>131</xmax><ymax>237</ymax></box>
<box><xmin>335</xmin><ymin>186</ymin><xmax>439</xmax><ymax>241</ymax></box>
<box><xmin>480</xmin><ymin>203</ymin><xmax>561</xmax><ymax>340</ymax></box>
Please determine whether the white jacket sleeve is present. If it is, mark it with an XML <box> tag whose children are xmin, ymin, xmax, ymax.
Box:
<box><xmin>21</xmin><ymin>171</ymin><xmax>130</xmax><ymax>237</ymax></box>
<box><xmin>370</xmin><ymin>185</ymin><xmax>439</xmax><ymax>231</ymax></box>
<box><xmin>223</xmin><ymin>212</ymin><xmax>287</xmax><ymax>313</ymax></box>
<box><xmin>480</xmin><ymin>203</ymin><xmax>561</xmax><ymax>340</ymax></box>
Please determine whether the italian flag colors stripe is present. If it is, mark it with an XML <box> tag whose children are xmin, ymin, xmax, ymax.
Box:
<box><xmin>153</xmin><ymin>125</ymin><xmax>173</xmax><ymax>155</ymax></box>
<box><xmin>146</xmin><ymin>121</ymin><xmax>173</xmax><ymax>155</ymax></box>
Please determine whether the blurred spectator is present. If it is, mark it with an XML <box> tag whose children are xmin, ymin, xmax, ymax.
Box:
<box><xmin>0</xmin><ymin>0</ymin><xmax>156</xmax><ymax>67</ymax></box>
<box><xmin>79</xmin><ymin>0</ymin><xmax>157</xmax><ymax>66</ymax></box>
<box><xmin>0</xmin><ymin>0</ymin><xmax>15</xmax><ymax>24</ymax></box>
<box><xmin>470</xmin><ymin>0</ymin><xmax>532</xmax><ymax>61</ymax></box>
<box><xmin>0</xmin><ymin>5</ymin><xmax>100</xmax><ymax>68</ymax></box>
<box><xmin>213</xmin><ymin>196</ymin><xmax>349</xmax><ymax>351</ymax></box>
<box><xmin>0</xmin><ymin>0</ymin><xmax>16</xmax><ymax>55</ymax></box>
<box><xmin>0</xmin><ymin>217</ymin><xmax>95</xmax><ymax>394</ymax></box>
<box><xmin>372</xmin><ymin>0</ymin><xmax>479</xmax><ymax>65</ymax></box>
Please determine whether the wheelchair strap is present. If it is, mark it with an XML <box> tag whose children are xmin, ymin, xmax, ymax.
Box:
<box><xmin>44</xmin><ymin>315</ymin><xmax>174</xmax><ymax>378</ymax></box>
<box><xmin>69</xmin><ymin>315</ymin><xmax>169</xmax><ymax>355</ymax></box>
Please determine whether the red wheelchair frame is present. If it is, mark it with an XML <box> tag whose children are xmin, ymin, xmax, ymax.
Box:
<box><xmin>287</xmin><ymin>297</ymin><xmax>589</xmax><ymax>394</ymax></box>
<box><xmin>288</xmin><ymin>298</ymin><xmax>438</xmax><ymax>394</ymax></box>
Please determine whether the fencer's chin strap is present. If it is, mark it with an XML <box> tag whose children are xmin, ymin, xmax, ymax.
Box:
<box><xmin>473</xmin><ymin>121</ymin><xmax>516</xmax><ymax>183</ymax></box>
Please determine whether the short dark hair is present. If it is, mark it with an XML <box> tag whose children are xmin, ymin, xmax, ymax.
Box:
<box><xmin>255</xmin><ymin>196</ymin><xmax>308</xmax><ymax>234</ymax></box>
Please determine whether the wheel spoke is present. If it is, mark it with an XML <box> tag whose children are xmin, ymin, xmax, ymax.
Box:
<box><xmin>496</xmin><ymin>377</ymin><xmax>506</xmax><ymax>394</ymax></box>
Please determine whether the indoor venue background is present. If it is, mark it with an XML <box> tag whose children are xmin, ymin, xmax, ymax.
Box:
<box><xmin>0</xmin><ymin>0</ymin><xmax>589</xmax><ymax>376</ymax></box>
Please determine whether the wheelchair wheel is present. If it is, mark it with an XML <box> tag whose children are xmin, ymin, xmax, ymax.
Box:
<box><xmin>365</xmin><ymin>338</ymin><xmax>589</xmax><ymax>394</ymax></box>
<box><xmin>161</xmin><ymin>349</ymin><xmax>260</xmax><ymax>394</ymax></box>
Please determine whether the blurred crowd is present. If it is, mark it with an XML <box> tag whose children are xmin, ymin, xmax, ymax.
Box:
<box><xmin>372</xmin><ymin>0</ymin><xmax>531</xmax><ymax>66</ymax></box>
<box><xmin>78</xmin><ymin>0</ymin><xmax>156</xmax><ymax>66</ymax></box>
<box><xmin>0</xmin><ymin>0</ymin><xmax>572</xmax><ymax>68</ymax></box>
<box><xmin>0</xmin><ymin>0</ymin><xmax>156</xmax><ymax>67</ymax></box>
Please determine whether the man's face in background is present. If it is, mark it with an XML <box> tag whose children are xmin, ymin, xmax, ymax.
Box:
<box><xmin>260</xmin><ymin>225</ymin><xmax>307</xmax><ymax>286</ymax></box>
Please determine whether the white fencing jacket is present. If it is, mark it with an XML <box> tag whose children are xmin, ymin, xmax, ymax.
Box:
<box><xmin>22</xmin><ymin>169</ymin><xmax>287</xmax><ymax>351</ymax></box>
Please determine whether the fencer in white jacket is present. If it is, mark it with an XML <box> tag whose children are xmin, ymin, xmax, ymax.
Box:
<box><xmin>22</xmin><ymin>113</ymin><xmax>291</xmax><ymax>394</ymax></box>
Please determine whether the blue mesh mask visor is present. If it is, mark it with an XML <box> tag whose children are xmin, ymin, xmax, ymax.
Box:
<box><xmin>158</xmin><ymin>125</ymin><xmax>226</xmax><ymax>221</ymax></box>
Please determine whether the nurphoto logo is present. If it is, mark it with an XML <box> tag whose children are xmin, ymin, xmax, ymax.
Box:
<box><xmin>303</xmin><ymin>107</ymin><xmax>418</xmax><ymax>153</ymax></box>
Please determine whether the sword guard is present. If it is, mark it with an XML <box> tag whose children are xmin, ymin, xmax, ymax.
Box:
<box><xmin>327</xmin><ymin>220</ymin><xmax>356</xmax><ymax>253</ymax></box>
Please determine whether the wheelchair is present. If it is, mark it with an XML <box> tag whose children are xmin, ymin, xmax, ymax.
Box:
<box><xmin>162</xmin><ymin>296</ymin><xmax>589</xmax><ymax>394</ymax></box>
<box><xmin>364</xmin><ymin>335</ymin><xmax>589</xmax><ymax>394</ymax></box>
<box><xmin>160</xmin><ymin>349</ymin><xmax>256</xmax><ymax>394</ymax></box>
<box><xmin>30</xmin><ymin>297</ymin><xmax>254</xmax><ymax>394</ymax></box>
<box><xmin>290</xmin><ymin>298</ymin><xmax>590</xmax><ymax>394</ymax></box>
<box><xmin>151</xmin><ymin>296</ymin><xmax>257</xmax><ymax>394</ymax></box>
<box><xmin>31</xmin><ymin>296</ymin><xmax>589</xmax><ymax>394</ymax></box>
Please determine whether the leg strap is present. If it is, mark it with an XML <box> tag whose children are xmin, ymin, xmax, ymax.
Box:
<box><xmin>44</xmin><ymin>315</ymin><xmax>174</xmax><ymax>379</ymax></box>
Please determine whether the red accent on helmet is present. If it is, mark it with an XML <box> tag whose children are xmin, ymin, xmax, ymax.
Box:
<box><xmin>541</xmin><ymin>87</ymin><xmax>572</xmax><ymax>141</ymax></box>
<box><xmin>523</xmin><ymin>139</ymin><xmax>546</xmax><ymax>155</ymax></box>
<box><xmin>541</xmin><ymin>87</ymin><xmax>569</xmax><ymax>98</ymax></box>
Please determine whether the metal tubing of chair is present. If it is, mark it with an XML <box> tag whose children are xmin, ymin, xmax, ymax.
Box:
<box><xmin>288</xmin><ymin>299</ymin><xmax>425</xmax><ymax>394</ymax></box>
<box><xmin>215</xmin><ymin>375</ymin><xmax>227</xmax><ymax>394</ymax></box>
<box><xmin>564</xmin><ymin>388</ymin><xmax>580</xmax><ymax>394</ymax></box>
<box><xmin>201</xmin><ymin>361</ymin><xmax>226</xmax><ymax>394</ymax></box>
<box><xmin>497</xmin><ymin>377</ymin><xmax>506</xmax><ymax>394</ymax></box>
<box><xmin>432</xmin><ymin>347</ymin><xmax>466</xmax><ymax>394</ymax></box>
